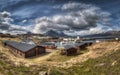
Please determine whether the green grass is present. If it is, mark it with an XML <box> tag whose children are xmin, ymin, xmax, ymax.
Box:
<box><xmin>50</xmin><ymin>49</ymin><xmax>120</xmax><ymax>75</ymax></box>
<box><xmin>46</xmin><ymin>54</ymin><xmax>75</xmax><ymax>62</ymax></box>
<box><xmin>46</xmin><ymin>52</ymin><xmax>79</xmax><ymax>62</ymax></box>
<box><xmin>0</xmin><ymin>61</ymin><xmax>48</xmax><ymax>75</ymax></box>
<box><xmin>46</xmin><ymin>49</ymin><xmax>88</xmax><ymax>62</ymax></box>
<box><xmin>0</xmin><ymin>52</ymin><xmax>48</xmax><ymax>75</ymax></box>
<box><xmin>0</xmin><ymin>43</ymin><xmax>120</xmax><ymax>75</ymax></box>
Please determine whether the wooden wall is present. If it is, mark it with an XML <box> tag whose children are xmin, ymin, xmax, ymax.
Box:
<box><xmin>25</xmin><ymin>46</ymin><xmax>46</xmax><ymax>58</ymax></box>
<box><xmin>4</xmin><ymin>43</ymin><xmax>25</xmax><ymax>57</ymax></box>
<box><xmin>61</xmin><ymin>47</ymin><xmax>77</xmax><ymax>56</ymax></box>
<box><xmin>3</xmin><ymin>42</ymin><xmax>46</xmax><ymax>58</ymax></box>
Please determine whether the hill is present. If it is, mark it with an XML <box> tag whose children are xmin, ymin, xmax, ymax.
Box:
<box><xmin>0</xmin><ymin>38</ymin><xmax>120</xmax><ymax>75</ymax></box>
<box><xmin>51</xmin><ymin>49</ymin><xmax>120</xmax><ymax>75</ymax></box>
<box><xmin>83</xmin><ymin>31</ymin><xmax>120</xmax><ymax>38</ymax></box>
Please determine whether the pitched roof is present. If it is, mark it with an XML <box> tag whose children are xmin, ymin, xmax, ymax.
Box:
<box><xmin>40</xmin><ymin>42</ymin><xmax>55</xmax><ymax>46</ymax></box>
<box><xmin>74</xmin><ymin>42</ymin><xmax>86</xmax><ymax>46</ymax></box>
<box><xmin>4</xmin><ymin>41</ymin><xmax>36</xmax><ymax>52</ymax></box>
<box><xmin>64</xmin><ymin>45</ymin><xmax>76</xmax><ymax>49</ymax></box>
<box><xmin>63</xmin><ymin>42</ymin><xmax>86</xmax><ymax>49</ymax></box>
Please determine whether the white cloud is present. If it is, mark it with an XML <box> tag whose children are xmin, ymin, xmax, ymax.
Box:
<box><xmin>65</xmin><ymin>24</ymin><xmax>113</xmax><ymax>36</ymax></box>
<box><xmin>0</xmin><ymin>11</ymin><xmax>13</xmax><ymax>24</ymax></box>
<box><xmin>0</xmin><ymin>11</ymin><xmax>28</xmax><ymax>35</ymax></box>
<box><xmin>32</xmin><ymin>2</ymin><xmax>111</xmax><ymax>36</ymax></box>
<box><xmin>61</xmin><ymin>2</ymin><xmax>91</xmax><ymax>10</ymax></box>
<box><xmin>1</xmin><ymin>11</ymin><xmax>11</xmax><ymax>16</ymax></box>
<box><xmin>0</xmin><ymin>2</ymin><xmax>116</xmax><ymax>36</ymax></box>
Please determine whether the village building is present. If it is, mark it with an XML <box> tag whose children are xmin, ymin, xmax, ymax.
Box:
<box><xmin>60</xmin><ymin>42</ymin><xmax>94</xmax><ymax>56</ymax></box>
<box><xmin>21</xmin><ymin>38</ymin><xmax>35</xmax><ymax>44</ymax></box>
<box><xmin>61</xmin><ymin>45</ymin><xmax>77</xmax><ymax>56</ymax></box>
<box><xmin>3</xmin><ymin>41</ymin><xmax>46</xmax><ymax>58</ymax></box>
<box><xmin>75</xmin><ymin>42</ymin><xmax>93</xmax><ymax>50</ymax></box>
<box><xmin>40</xmin><ymin>42</ymin><xmax>56</xmax><ymax>49</ymax></box>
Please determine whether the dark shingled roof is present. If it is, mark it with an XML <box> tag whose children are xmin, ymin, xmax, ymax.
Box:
<box><xmin>64</xmin><ymin>45</ymin><xmax>76</xmax><ymax>49</ymax></box>
<box><xmin>75</xmin><ymin>42</ymin><xmax>86</xmax><ymax>46</ymax></box>
<box><xmin>63</xmin><ymin>42</ymin><xmax>86</xmax><ymax>49</ymax></box>
<box><xmin>4</xmin><ymin>41</ymin><xmax>37</xmax><ymax>52</ymax></box>
<box><xmin>40</xmin><ymin>42</ymin><xmax>55</xmax><ymax>46</ymax></box>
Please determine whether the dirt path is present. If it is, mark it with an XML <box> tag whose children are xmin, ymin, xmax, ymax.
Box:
<box><xmin>28</xmin><ymin>50</ymin><xmax>58</xmax><ymax>63</ymax></box>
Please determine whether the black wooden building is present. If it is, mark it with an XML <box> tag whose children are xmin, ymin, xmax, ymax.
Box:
<box><xmin>3</xmin><ymin>41</ymin><xmax>46</xmax><ymax>58</ymax></box>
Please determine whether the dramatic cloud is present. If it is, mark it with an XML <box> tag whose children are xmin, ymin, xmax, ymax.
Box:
<box><xmin>0</xmin><ymin>11</ymin><xmax>28</xmax><ymax>34</ymax></box>
<box><xmin>64</xmin><ymin>24</ymin><xmax>113</xmax><ymax>36</ymax></box>
<box><xmin>0</xmin><ymin>11</ymin><xmax>12</xmax><ymax>24</ymax></box>
<box><xmin>1</xmin><ymin>1</ymin><xmax>119</xmax><ymax>36</ymax></box>
<box><xmin>32</xmin><ymin>2</ymin><xmax>111</xmax><ymax>36</ymax></box>
<box><xmin>61</xmin><ymin>2</ymin><xmax>91</xmax><ymax>10</ymax></box>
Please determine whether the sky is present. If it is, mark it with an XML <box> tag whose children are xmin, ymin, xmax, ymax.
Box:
<box><xmin>0</xmin><ymin>0</ymin><xmax>120</xmax><ymax>36</ymax></box>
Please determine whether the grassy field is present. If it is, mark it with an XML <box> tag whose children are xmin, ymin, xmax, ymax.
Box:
<box><xmin>0</xmin><ymin>37</ymin><xmax>120</xmax><ymax>75</ymax></box>
<box><xmin>50</xmin><ymin>49</ymin><xmax>120</xmax><ymax>75</ymax></box>
<box><xmin>45</xmin><ymin>51</ymin><xmax>79</xmax><ymax>62</ymax></box>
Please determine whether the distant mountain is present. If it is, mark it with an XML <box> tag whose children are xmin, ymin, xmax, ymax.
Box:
<box><xmin>44</xmin><ymin>30</ymin><xmax>120</xmax><ymax>38</ymax></box>
<box><xmin>83</xmin><ymin>31</ymin><xmax>120</xmax><ymax>38</ymax></box>
<box><xmin>44</xmin><ymin>30</ymin><xmax>68</xmax><ymax>37</ymax></box>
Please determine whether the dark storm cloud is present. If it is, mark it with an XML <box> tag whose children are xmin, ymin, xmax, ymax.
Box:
<box><xmin>33</xmin><ymin>2</ymin><xmax>111</xmax><ymax>35</ymax></box>
<box><xmin>0</xmin><ymin>11</ymin><xmax>28</xmax><ymax>34</ymax></box>
<box><xmin>0</xmin><ymin>24</ymin><xmax>10</xmax><ymax>30</ymax></box>
<box><xmin>0</xmin><ymin>0</ymin><xmax>119</xmax><ymax>36</ymax></box>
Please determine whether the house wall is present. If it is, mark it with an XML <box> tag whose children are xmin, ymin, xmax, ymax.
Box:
<box><xmin>25</xmin><ymin>47</ymin><xmax>36</xmax><ymax>58</ymax></box>
<box><xmin>66</xmin><ymin>48</ymin><xmax>77</xmax><ymax>56</ymax></box>
<box><xmin>37</xmin><ymin>46</ymin><xmax>46</xmax><ymax>54</ymax></box>
<box><xmin>3</xmin><ymin>42</ymin><xmax>46</xmax><ymax>58</ymax></box>
<box><xmin>25</xmin><ymin>46</ymin><xmax>46</xmax><ymax>58</ymax></box>
<box><xmin>61</xmin><ymin>48</ymin><xmax>77</xmax><ymax>56</ymax></box>
<box><xmin>4</xmin><ymin>43</ymin><xmax>25</xmax><ymax>58</ymax></box>
<box><xmin>43</xmin><ymin>45</ymin><xmax>56</xmax><ymax>49</ymax></box>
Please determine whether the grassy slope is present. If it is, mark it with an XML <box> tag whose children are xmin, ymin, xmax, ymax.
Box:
<box><xmin>51</xmin><ymin>49</ymin><xmax>120</xmax><ymax>75</ymax></box>
<box><xmin>0</xmin><ymin>38</ymin><xmax>120</xmax><ymax>75</ymax></box>
<box><xmin>0</xmin><ymin>50</ymin><xmax>120</xmax><ymax>75</ymax></box>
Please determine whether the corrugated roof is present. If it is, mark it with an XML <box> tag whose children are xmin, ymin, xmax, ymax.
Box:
<box><xmin>4</xmin><ymin>41</ymin><xmax>36</xmax><ymax>52</ymax></box>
